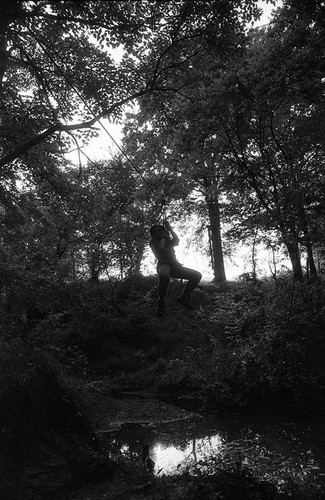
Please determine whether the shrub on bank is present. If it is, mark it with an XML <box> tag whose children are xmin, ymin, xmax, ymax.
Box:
<box><xmin>5</xmin><ymin>273</ymin><xmax>324</xmax><ymax>412</ymax></box>
<box><xmin>204</xmin><ymin>279</ymin><xmax>325</xmax><ymax>411</ymax></box>
<box><xmin>0</xmin><ymin>341</ymin><xmax>113</xmax><ymax>499</ymax></box>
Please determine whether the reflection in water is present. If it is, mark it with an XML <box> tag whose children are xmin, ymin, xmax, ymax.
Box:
<box><xmin>104</xmin><ymin>413</ymin><xmax>325</xmax><ymax>491</ymax></box>
<box><xmin>153</xmin><ymin>434</ymin><xmax>224</xmax><ymax>474</ymax></box>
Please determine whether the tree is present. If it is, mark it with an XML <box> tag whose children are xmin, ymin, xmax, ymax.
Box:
<box><xmin>209</xmin><ymin>5</ymin><xmax>325</xmax><ymax>280</ymax></box>
<box><xmin>1</xmin><ymin>1</ymin><xmax>274</xmax><ymax>286</ymax></box>
<box><xmin>71</xmin><ymin>155</ymin><xmax>159</xmax><ymax>280</ymax></box>
<box><xmin>147</xmin><ymin>1</ymin><xmax>325</xmax><ymax>282</ymax></box>
<box><xmin>0</xmin><ymin>0</ymin><xmax>261</xmax><ymax>171</ymax></box>
<box><xmin>116</xmin><ymin>1</ymin><xmax>269</xmax><ymax>282</ymax></box>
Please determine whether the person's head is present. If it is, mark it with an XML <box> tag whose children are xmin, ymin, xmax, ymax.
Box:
<box><xmin>150</xmin><ymin>224</ymin><xmax>166</xmax><ymax>239</ymax></box>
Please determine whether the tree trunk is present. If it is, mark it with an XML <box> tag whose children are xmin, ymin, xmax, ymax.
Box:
<box><xmin>286</xmin><ymin>239</ymin><xmax>303</xmax><ymax>281</ymax></box>
<box><xmin>0</xmin><ymin>3</ymin><xmax>10</xmax><ymax>92</ymax></box>
<box><xmin>71</xmin><ymin>249</ymin><xmax>77</xmax><ymax>281</ymax></box>
<box><xmin>88</xmin><ymin>249</ymin><xmax>100</xmax><ymax>282</ymax></box>
<box><xmin>306</xmin><ymin>242</ymin><xmax>317</xmax><ymax>278</ymax></box>
<box><xmin>251</xmin><ymin>229</ymin><xmax>258</xmax><ymax>281</ymax></box>
<box><xmin>133</xmin><ymin>241</ymin><xmax>146</xmax><ymax>274</ymax></box>
<box><xmin>205</xmin><ymin>192</ymin><xmax>226</xmax><ymax>283</ymax></box>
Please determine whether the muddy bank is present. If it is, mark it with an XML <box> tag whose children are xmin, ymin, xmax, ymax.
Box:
<box><xmin>82</xmin><ymin>379</ymin><xmax>201</xmax><ymax>431</ymax></box>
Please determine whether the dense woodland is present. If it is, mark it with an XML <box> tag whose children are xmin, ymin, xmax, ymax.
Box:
<box><xmin>1</xmin><ymin>1</ymin><xmax>325</xmax><ymax>499</ymax></box>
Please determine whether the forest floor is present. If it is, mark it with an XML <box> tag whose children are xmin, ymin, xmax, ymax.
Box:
<box><xmin>2</xmin><ymin>275</ymin><xmax>325</xmax><ymax>499</ymax></box>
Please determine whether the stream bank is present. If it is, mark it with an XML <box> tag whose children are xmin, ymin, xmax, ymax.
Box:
<box><xmin>58</xmin><ymin>379</ymin><xmax>325</xmax><ymax>500</ymax></box>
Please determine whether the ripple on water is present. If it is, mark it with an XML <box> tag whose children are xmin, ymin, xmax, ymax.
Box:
<box><xmin>103</xmin><ymin>411</ymin><xmax>325</xmax><ymax>492</ymax></box>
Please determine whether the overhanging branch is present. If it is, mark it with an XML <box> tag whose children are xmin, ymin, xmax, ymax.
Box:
<box><xmin>0</xmin><ymin>117</ymin><xmax>100</xmax><ymax>169</ymax></box>
<box><xmin>0</xmin><ymin>89</ymin><xmax>149</xmax><ymax>168</ymax></box>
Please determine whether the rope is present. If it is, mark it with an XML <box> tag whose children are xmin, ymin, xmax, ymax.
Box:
<box><xmin>157</xmin><ymin>198</ymin><xmax>167</xmax><ymax>222</ymax></box>
<box><xmin>21</xmin><ymin>16</ymin><xmax>164</xmax><ymax>204</ymax></box>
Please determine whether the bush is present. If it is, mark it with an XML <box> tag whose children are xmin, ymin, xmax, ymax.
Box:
<box><xmin>205</xmin><ymin>279</ymin><xmax>325</xmax><ymax>411</ymax></box>
<box><xmin>0</xmin><ymin>340</ymin><xmax>111</xmax><ymax>499</ymax></box>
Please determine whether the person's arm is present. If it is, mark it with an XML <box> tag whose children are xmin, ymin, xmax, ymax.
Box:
<box><xmin>164</xmin><ymin>219</ymin><xmax>179</xmax><ymax>246</ymax></box>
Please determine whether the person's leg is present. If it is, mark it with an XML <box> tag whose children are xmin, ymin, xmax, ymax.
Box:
<box><xmin>157</xmin><ymin>264</ymin><xmax>170</xmax><ymax>316</ymax></box>
<box><xmin>170</xmin><ymin>264</ymin><xmax>202</xmax><ymax>309</ymax></box>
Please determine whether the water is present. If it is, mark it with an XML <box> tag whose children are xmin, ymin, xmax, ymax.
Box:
<box><xmin>102</xmin><ymin>410</ymin><xmax>325</xmax><ymax>491</ymax></box>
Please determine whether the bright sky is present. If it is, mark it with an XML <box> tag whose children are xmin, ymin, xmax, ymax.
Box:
<box><xmin>255</xmin><ymin>0</ymin><xmax>281</xmax><ymax>27</ymax></box>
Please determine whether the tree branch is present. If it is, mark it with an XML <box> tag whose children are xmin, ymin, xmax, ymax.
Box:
<box><xmin>0</xmin><ymin>89</ymin><xmax>149</xmax><ymax>168</ymax></box>
<box><xmin>0</xmin><ymin>118</ymin><xmax>99</xmax><ymax>169</ymax></box>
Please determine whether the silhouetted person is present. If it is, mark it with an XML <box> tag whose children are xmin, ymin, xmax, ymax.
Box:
<box><xmin>150</xmin><ymin>219</ymin><xmax>201</xmax><ymax>317</ymax></box>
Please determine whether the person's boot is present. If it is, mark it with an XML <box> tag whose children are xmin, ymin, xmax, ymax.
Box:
<box><xmin>176</xmin><ymin>294</ymin><xmax>194</xmax><ymax>310</ymax></box>
<box><xmin>157</xmin><ymin>300</ymin><xmax>165</xmax><ymax>318</ymax></box>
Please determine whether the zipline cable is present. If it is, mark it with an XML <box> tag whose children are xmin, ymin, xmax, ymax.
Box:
<box><xmin>21</xmin><ymin>16</ymin><xmax>165</xmax><ymax>207</ymax></box>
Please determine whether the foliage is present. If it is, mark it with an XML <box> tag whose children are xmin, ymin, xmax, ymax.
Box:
<box><xmin>120</xmin><ymin>1</ymin><xmax>325</xmax><ymax>281</ymax></box>
<box><xmin>35</xmin><ymin>273</ymin><xmax>324</xmax><ymax>415</ymax></box>
<box><xmin>1</xmin><ymin>0</ymin><xmax>262</xmax><ymax>284</ymax></box>
<box><xmin>199</xmin><ymin>279</ymin><xmax>325</xmax><ymax>411</ymax></box>
<box><xmin>2</xmin><ymin>0</ymin><xmax>325</xmax><ymax>283</ymax></box>
<box><xmin>1</xmin><ymin>1</ymin><xmax>325</xmax><ymax>497</ymax></box>
<box><xmin>1</xmin><ymin>272</ymin><xmax>325</xmax><ymax>497</ymax></box>
<box><xmin>0</xmin><ymin>339</ymin><xmax>114</xmax><ymax>499</ymax></box>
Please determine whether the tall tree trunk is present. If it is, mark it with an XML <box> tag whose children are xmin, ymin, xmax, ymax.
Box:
<box><xmin>300</xmin><ymin>203</ymin><xmax>317</xmax><ymax>279</ymax></box>
<box><xmin>286</xmin><ymin>239</ymin><xmax>303</xmax><ymax>281</ymax></box>
<box><xmin>251</xmin><ymin>229</ymin><xmax>258</xmax><ymax>281</ymax></box>
<box><xmin>71</xmin><ymin>249</ymin><xmax>77</xmax><ymax>281</ymax></box>
<box><xmin>306</xmin><ymin>241</ymin><xmax>317</xmax><ymax>278</ymax></box>
<box><xmin>0</xmin><ymin>3</ymin><xmax>9</xmax><ymax>92</ymax></box>
<box><xmin>205</xmin><ymin>186</ymin><xmax>226</xmax><ymax>283</ymax></box>
<box><xmin>88</xmin><ymin>249</ymin><xmax>100</xmax><ymax>282</ymax></box>
<box><xmin>133</xmin><ymin>241</ymin><xmax>145</xmax><ymax>274</ymax></box>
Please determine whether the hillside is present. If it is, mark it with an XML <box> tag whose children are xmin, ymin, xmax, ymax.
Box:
<box><xmin>1</xmin><ymin>274</ymin><xmax>325</xmax><ymax>498</ymax></box>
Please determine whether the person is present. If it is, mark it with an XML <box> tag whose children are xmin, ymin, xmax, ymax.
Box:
<box><xmin>149</xmin><ymin>219</ymin><xmax>202</xmax><ymax>317</ymax></box>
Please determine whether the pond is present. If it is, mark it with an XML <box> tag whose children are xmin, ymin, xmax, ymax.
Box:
<box><xmin>100</xmin><ymin>408</ymin><xmax>325</xmax><ymax>492</ymax></box>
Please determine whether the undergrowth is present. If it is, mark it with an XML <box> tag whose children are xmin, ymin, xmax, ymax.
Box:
<box><xmin>0</xmin><ymin>342</ymin><xmax>114</xmax><ymax>499</ymax></box>
<box><xmin>1</xmin><ymin>273</ymin><xmax>325</xmax><ymax>498</ymax></box>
